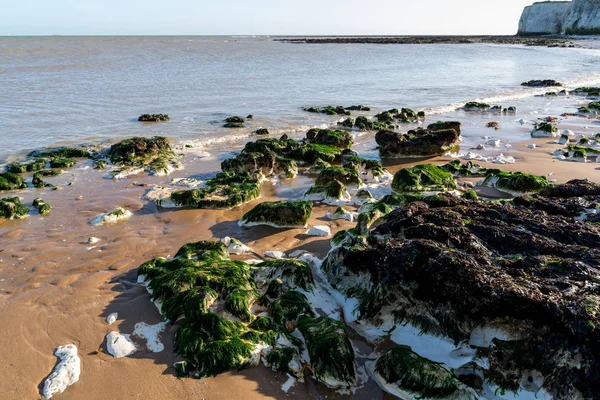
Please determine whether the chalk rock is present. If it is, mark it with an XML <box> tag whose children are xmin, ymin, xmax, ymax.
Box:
<box><xmin>106</xmin><ymin>331</ymin><xmax>136</xmax><ymax>358</ymax></box>
<box><xmin>306</xmin><ymin>225</ymin><xmax>331</xmax><ymax>237</ymax></box>
<box><xmin>43</xmin><ymin>344</ymin><xmax>81</xmax><ymax>399</ymax></box>
<box><xmin>106</xmin><ymin>313</ymin><xmax>118</xmax><ymax>325</ymax></box>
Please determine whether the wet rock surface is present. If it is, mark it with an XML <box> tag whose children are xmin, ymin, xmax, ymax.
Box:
<box><xmin>376</xmin><ymin>122</ymin><xmax>461</xmax><ymax>157</ymax></box>
<box><xmin>323</xmin><ymin>180</ymin><xmax>600</xmax><ymax>399</ymax></box>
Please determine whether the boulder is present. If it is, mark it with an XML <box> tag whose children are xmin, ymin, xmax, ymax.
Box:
<box><xmin>0</xmin><ymin>172</ymin><xmax>27</xmax><ymax>191</ymax></box>
<box><xmin>138</xmin><ymin>114</ymin><xmax>169</xmax><ymax>122</ymax></box>
<box><xmin>0</xmin><ymin>197</ymin><xmax>29</xmax><ymax>219</ymax></box>
<box><xmin>531</xmin><ymin>122</ymin><xmax>559</xmax><ymax>138</ymax></box>
<box><xmin>239</xmin><ymin>200</ymin><xmax>313</xmax><ymax>228</ymax></box>
<box><xmin>392</xmin><ymin>164</ymin><xmax>456</xmax><ymax>192</ymax></box>
<box><xmin>521</xmin><ymin>80</ymin><xmax>563</xmax><ymax>87</ymax></box>
<box><xmin>321</xmin><ymin>188</ymin><xmax>600</xmax><ymax>399</ymax></box>
<box><xmin>169</xmin><ymin>171</ymin><xmax>262</xmax><ymax>209</ymax></box>
<box><xmin>306</xmin><ymin>129</ymin><xmax>353</xmax><ymax>149</ymax></box>
<box><xmin>376</xmin><ymin>126</ymin><xmax>460</xmax><ymax>157</ymax></box>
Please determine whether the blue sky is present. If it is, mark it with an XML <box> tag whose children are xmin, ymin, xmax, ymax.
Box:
<box><xmin>2</xmin><ymin>0</ymin><xmax>554</xmax><ymax>36</ymax></box>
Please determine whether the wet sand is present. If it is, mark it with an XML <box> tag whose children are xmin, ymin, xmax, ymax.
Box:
<box><xmin>1</xmin><ymin>99</ymin><xmax>599</xmax><ymax>399</ymax></box>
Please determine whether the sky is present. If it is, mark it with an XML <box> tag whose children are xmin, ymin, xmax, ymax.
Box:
<box><xmin>1</xmin><ymin>0</ymin><xmax>562</xmax><ymax>36</ymax></box>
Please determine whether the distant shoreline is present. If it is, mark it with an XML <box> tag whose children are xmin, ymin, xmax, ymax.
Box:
<box><xmin>274</xmin><ymin>35</ymin><xmax>579</xmax><ymax>47</ymax></box>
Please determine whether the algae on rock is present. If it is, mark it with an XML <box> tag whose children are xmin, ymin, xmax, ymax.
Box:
<box><xmin>0</xmin><ymin>197</ymin><xmax>29</xmax><ymax>219</ymax></box>
<box><xmin>392</xmin><ymin>164</ymin><xmax>456</xmax><ymax>192</ymax></box>
<box><xmin>239</xmin><ymin>200</ymin><xmax>313</xmax><ymax>228</ymax></box>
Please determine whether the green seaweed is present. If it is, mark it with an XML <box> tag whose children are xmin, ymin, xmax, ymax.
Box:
<box><xmin>374</xmin><ymin>347</ymin><xmax>461</xmax><ymax>398</ymax></box>
<box><xmin>0</xmin><ymin>197</ymin><xmax>29</xmax><ymax>219</ymax></box>
<box><xmin>240</xmin><ymin>200</ymin><xmax>312</xmax><ymax>227</ymax></box>
<box><xmin>170</xmin><ymin>171</ymin><xmax>262</xmax><ymax>209</ymax></box>
<box><xmin>270</xmin><ymin>290</ymin><xmax>315</xmax><ymax>325</ymax></box>
<box><xmin>0</xmin><ymin>172</ymin><xmax>27</xmax><ymax>191</ymax></box>
<box><xmin>392</xmin><ymin>164</ymin><xmax>456</xmax><ymax>192</ymax></box>
<box><xmin>254</xmin><ymin>259</ymin><xmax>315</xmax><ymax>291</ymax></box>
<box><xmin>297</xmin><ymin>315</ymin><xmax>356</xmax><ymax>386</ymax></box>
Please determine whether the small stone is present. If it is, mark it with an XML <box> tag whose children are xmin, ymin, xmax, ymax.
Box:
<box><xmin>87</xmin><ymin>237</ymin><xmax>100</xmax><ymax>245</ymax></box>
<box><xmin>528</xmin><ymin>144</ymin><xmax>536</xmax><ymax>149</ymax></box>
<box><xmin>106</xmin><ymin>313</ymin><xmax>118</xmax><ymax>325</ymax></box>
<box><xmin>306</xmin><ymin>225</ymin><xmax>331</xmax><ymax>237</ymax></box>
<box><xmin>285</xmin><ymin>320</ymin><xmax>296</xmax><ymax>333</ymax></box>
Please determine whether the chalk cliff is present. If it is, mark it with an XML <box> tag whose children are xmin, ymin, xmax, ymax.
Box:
<box><xmin>518</xmin><ymin>1</ymin><xmax>572</xmax><ymax>35</ymax></box>
<box><xmin>564</xmin><ymin>0</ymin><xmax>600</xmax><ymax>34</ymax></box>
<box><xmin>518</xmin><ymin>0</ymin><xmax>600</xmax><ymax>35</ymax></box>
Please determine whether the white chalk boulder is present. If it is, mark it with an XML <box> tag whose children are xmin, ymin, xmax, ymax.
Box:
<box><xmin>43</xmin><ymin>344</ymin><xmax>81</xmax><ymax>399</ymax></box>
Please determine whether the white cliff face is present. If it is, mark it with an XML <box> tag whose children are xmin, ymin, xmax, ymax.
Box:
<box><xmin>564</xmin><ymin>0</ymin><xmax>600</xmax><ymax>33</ymax></box>
<box><xmin>518</xmin><ymin>1</ymin><xmax>572</xmax><ymax>35</ymax></box>
<box><xmin>519</xmin><ymin>0</ymin><xmax>600</xmax><ymax>35</ymax></box>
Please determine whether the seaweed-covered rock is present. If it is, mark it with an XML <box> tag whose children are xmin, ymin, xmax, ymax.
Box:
<box><xmin>315</xmin><ymin>166</ymin><xmax>361</xmax><ymax>188</ymax></box>
<box><xmin>303</xmin><ymin>105</ymin><xmax>350</xmax><ymax>116</ymax></box>
<box><xmin>169</xmin><ymin>171</ymin><xmax>262</xmax><ymax>209</ymax></box>
<box><xmin>253</xmin><ymin>259</ymin><xmax>314</xmax><ymax>292</ymax></box>
<box><xmin>521</xmin><ymin>80</ymin><xmax>562</xmax><ymax>87</ymax></box>
<box><xmin>270</xmin><ymin>290</ymin><xmax>315</xmax><ymax>325</ymax></box>
<box><xmin>305</xmin><ymin>179</ymin><xmax>351</xmax><ymax>204</ymax></box>
<box><xmin>239</xmin><ymin>200</ymin><xmax>312</xmax><ymax>228</ymax></box>
<box><xmin>392</xmin><ymin>164</ymin><xmax>456</xmax><ymax>192</ymax></box>
<box><xmin>531</xmin><ymin>122</ymin><xmax>559</xmax><ymax>138</ymax></box>
<box><xmin>306</xmin><ymin>129</ymin><xmax>353</xmax><ymax>149</ymax></box>
<box><xmin>224</xmin><ymin>116</ymin><xmax>245</xmax><ymax>128</ymax></box>
<box><xmin>481</xmin><ymin>170</ymin><xmax>549</xmax><ymax>196</ymax></box>
<box><xmin>7</xmin><ymin>159</ymin><xmax>46</xmax><ymax>174</ymax></box>
<box><xmin>573</xmin><ymin>87</ymin><xmax>600</xmax><ymax>96</ymax></box>
<box><xmin>33</xmin><ymin>198</ymin><xmax>51</xmax><ymax>215</ymax></box>
<box><xmin>90</xmin><ymin>207</ymin><xmax>132</xmax><ymax>225</ymax></box>
<box><xmin>376</xmin><ymin>126</ymin><xmax>460</xmax><ymax>158</ymax></box>
<box><xmin>427</xmin><ymin>121</ymin><xmax>462</xmax><ymax>136</ymax></box>
<box><xmin>109</xmin><ymin>136</ymin><xmax>172</xmax><ymax>165</ymax></box>
<box><xmin>0</xmin><ymin>172</ymin><xmax>27</xmax><ymax>191</ymax></box>
<box><xmin>137</xmin><ymin>241</ymin><xmax>276</xmax><ymax>377</ymax></box>
<box><xmin>28</xmin><ymin>147</ymin><xmax>91</xmax><ymax>159</ymax></box>
<box><xmin>297</xmin><ymin>315</ymin><xmax>356</xmax><ymax>388</ymax></box>
<box><xmin>221</xmin><ymin>151</ymin><xmax>276</xmax><ymax>175</ymax></box>
<box><xmin>464</xmin><ymin>102</ymin><xmax>490</xmax><ymax>112</ymax></box>
<box><xmin>138</xmin><ymin>114</ymin><xmax>169</xmax><ymax>122</ymax></box>
<box><xmin>0</xmin><ymin>197</ymin><xmax>29</xmax><ymax>219</ymax></box>
<box><xmin>32</xmin><ymin>170</ymin><xmax>61</xmax><ymax>188</ymax></box>
<box><xmin>274</xmin><ymin>158</ymin><xmax>298</xmax><ymax>179</ymax></box>
<box><xmin>255</xmin><ymin>128</ymin><xmax>270</xmax><ymax>135</ymax></box>
<box><xmin>369</xmin><ymin>347</ymin><xmax>473</xmax><ymax>399</ymax></box>
<box><xmin>49</xmin><ymin>158</ymin><xmax>76</xmax><ymax>169</ymax></box>
<box><xmin>321</xmin><ymin>191</ymin><xmax>600</xmax><ymax>399</ymax></box>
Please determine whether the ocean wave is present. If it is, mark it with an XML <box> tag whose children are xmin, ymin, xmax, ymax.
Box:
<box><xmin>423</xmin><ymin>72</ymin><xmax>600</xmax><ymax>116</ymax></box>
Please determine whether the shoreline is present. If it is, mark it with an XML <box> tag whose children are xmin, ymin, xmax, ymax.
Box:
<box><xmin>274</xmin><ymin>35</ymin><xmax>579</xmax><ymax>47</ymax></box>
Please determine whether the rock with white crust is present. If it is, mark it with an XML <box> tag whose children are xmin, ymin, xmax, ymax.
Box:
<box><xmin>43</xmin><ymin>344</ymin><xmax>81</xmax><ymax>399</ymax></box>
<box><xmin>306</xmin><ymin>225</ymin><xmax>331</xmax><ymax>237</ymax></box>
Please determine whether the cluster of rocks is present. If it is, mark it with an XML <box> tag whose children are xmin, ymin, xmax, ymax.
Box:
<box><xmin>521</xmin><ymin>79</ymin><xmax>562</xmax><ymax>87</ymax></box>
<box><xmin>322</xmin><ymin>178</ymin><xmax>600</xmax><ymax>399</ymax></box>
<box><xmin>0</xmin><ymin>196</ymin><xmax>51</xmax><ymax>219</ymax></box>
<box><xmin>137</xmin><ymin>240</ymin><xmax>356</xmax><ymax>388</ymax></box>
<box><xmin>463</xmin><ymin>102</ymin><xmax>517</xmax><ymax>114</ymax></box>
<box><xmin>145</xmin><ymin>128</ymin><xmax>368</xmax><ymax>210</ymax></box>
<box><xmin>376</xmin><ymin>121</ymin><xmax>461</xmax><ymax>157</ymax></box>
<box><xmin>138</xmin><ymin>114</ymin><xmax>169</xmax><ymax>122</ymax></box>
<box><xmin>303</xmin><ymin>105</ymin><xmax>370</xmax><ymax>116</ymax></box>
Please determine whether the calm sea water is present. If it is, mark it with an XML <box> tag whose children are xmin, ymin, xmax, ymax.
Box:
<box><xmin>1</xmin><ymin>35</ymin><xmax>600</xmax><ymax>161</ymax></box>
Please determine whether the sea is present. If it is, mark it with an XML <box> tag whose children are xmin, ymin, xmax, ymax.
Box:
<box><xmin>1</xmin><ymin>35</ymin><xmax>600</xmax><ymax>161</ymax></box>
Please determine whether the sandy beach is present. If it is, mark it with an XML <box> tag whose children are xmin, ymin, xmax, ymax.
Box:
<box><xmin>1</xmin><ymin>82</ymin><xmax>600</xmax><ymax>399</ymax></box>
